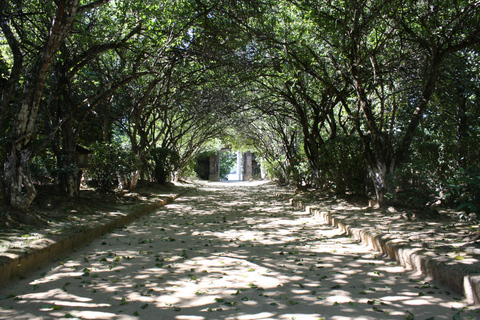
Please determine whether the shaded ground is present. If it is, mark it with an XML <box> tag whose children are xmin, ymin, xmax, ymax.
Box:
<box><xmin>0</xmin><ymin>182</ymin><xmax>186</xmax><ymax>258</ymax></box>
<box><xmin>290</xmin><ymin>189</ymin><xmax>480</xmax><ymax>278</ymax></box>
<box><xmin>0</xmin><ymin>181</ymin><xmax>478</xmax><ymax>319</ymax></box>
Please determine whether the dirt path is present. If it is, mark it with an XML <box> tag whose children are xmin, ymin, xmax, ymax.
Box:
<box><xmin>0</xmin><ymin>181</ymin><xmax>476</xmax><ymax>320</ymax></box>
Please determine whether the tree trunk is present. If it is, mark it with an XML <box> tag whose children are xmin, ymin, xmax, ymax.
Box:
<box><xmin>3</xmin><ymin>148</ymin><xmax>36</xmax><ymax>212</ymax></box>
<box><xmin>58</xmin><ymin>149</ymin><xmax>80</xmax><ymax>197</ymax></box>
<box><xmin>457</xmin><ymin>96</ymin><xmax>468</xmax><ymax>169</ymax></box>
<box><xmin>62</xmin><ymin>168</ymin><xmax>80</xmax><ymax>197</ymax></box>
<box><xmin>368</xmin><ymin>161</ymin><xmax>392</xmax><ymax>207</ymax></box>
<box><xmin>1</xmin><ymin>1</ymin><xmax>91</xmax><ymax>212</ymax></box>
<box><xmin>128</xmin><ymin>169</ymin><xmax>141</xmax><ymax>190</ymax></box>
<box><xmin>54</xmin><ymin>92</ymin><xmax>80</xmax><ymax>196</ymax></box>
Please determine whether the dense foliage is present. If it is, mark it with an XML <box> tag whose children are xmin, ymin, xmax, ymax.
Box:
<box><xmin>219</xmin><ymin>151</ymin><xmax>237</xmax><ymax>180</ymax></box>
<box><xmin>0</xmin><ymin>0</ymin><xmax>479</xmax><ymax>222</ymax></box>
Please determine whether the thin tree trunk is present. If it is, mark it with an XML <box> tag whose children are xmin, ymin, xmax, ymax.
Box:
<box><xmin>128</xmin><ymin>169</ymin><xmax>141</xmax><ymax>190</ymax></box>
<box><xmin>457</xmin><ymin>96</ymin><xmax>468</xmax><ymax>169</ymax></box>
<box><xmin>367</xmin><ymin>161</ymin><xmax>394</xmax><ymax>207</ymax></box>
<box><xmin>59</xmin><ymin>118</ymin><xmax>80</xmax><ymax>197</ymax></box>
<box><xmin>3</xmin><ymin>148</ymin><xmax>36</xmax><ymax>212</ymax></box>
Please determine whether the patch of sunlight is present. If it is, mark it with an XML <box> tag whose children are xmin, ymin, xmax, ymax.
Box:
<box><xmin>207</xmin><ymin>181</ymin><xmax>271</xmax><ymax>187</ymax></box>
<box><xmin>402</xmin><ymin>297</ymin><xmax>463</xmax><ymax>307</ymax></box>
<box><xmin>19</xmin><ymin>289</ymin><xmax>93</xmax><ymax>302</ymax></box>
<box><xmin>155</xmin><ymin>295</ymin><xmax>182</xmax><ymax>306</ymax></box>
<box><xmin>63</xmin><ymin>310</ymin><xmax>129</xmax><ymax>319</ymax></box>
<box><xmin>230</xmin><ymin>312</ymin><xmax>275</xmax><ymax>319</ymax></box>
<box><xmin>278</xmin><ymin>315</ymin><xmax>326</xmax><ymax>320</ymax></box>
<box><xmin>375</xmin><ymin>265</ymin><xmax>405</xmax><ymax>273</ymax></box>
<box><xmin>380</xmin><ymin>294</ymin><xmax>422</xmax><ymax>302</ymax></box>
<box><xmin>45</xmin><ymin>300</ymin><xmax>112</xmax><ymax>308</ymax></box>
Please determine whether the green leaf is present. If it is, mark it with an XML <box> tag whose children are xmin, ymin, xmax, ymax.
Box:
<box><xmin>372</xmin><ymin>306</ymin><xmax>383</xmax><ymax>312</ymax></box>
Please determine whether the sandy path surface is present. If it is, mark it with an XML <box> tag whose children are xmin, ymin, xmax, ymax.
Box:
<box><xmin>0</xmin><ymin>181</ymin><xmax>476</xmax><ymax>320</ymax></box>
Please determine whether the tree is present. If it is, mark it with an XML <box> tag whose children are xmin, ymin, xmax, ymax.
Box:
<box><xmin>280</xmin><ymin>0</ymin><xmax>480</xmax><ymax>204</ymax></box>
<box><xmin>0</xmin><ymin>0</ymin><xmax>109</xmax><ymax>213</ymax></box>
<box><xmin>42</xmin><ymin>5</ymin><xmax>142</xmax><ymax>197</ymax></box>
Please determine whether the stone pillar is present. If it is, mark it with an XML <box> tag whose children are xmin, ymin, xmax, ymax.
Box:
<box><xmin>243</xmin><ymin>151</ymin><xmax>253</xmax><ymax>181</ymax></box>
<box><xmin>260</xmin><ymin>157</ymin><xmax>267</xmax><ymax>179</ymax></box>
<box><xmin>237</xmin><ymin>151</ymin><xmax>242</xmax><ymax>181</ymax></box>
<box><xmin>208</xmin><ymin>152</ymin><xmax>220</xmax><ymax>181</ymax></box>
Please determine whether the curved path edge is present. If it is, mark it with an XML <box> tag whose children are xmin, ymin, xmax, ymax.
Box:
<box><xmin>291</xmin><ymin>199</ymin><xmax>480</xmax><ymax>306</ymax></box>
<box><xmin>0</xmin><ymin>190</ymin><xmax>189</xmax><ymax>285</ymax></box>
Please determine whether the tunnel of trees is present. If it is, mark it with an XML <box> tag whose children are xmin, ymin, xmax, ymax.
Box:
<box><xmin>0</xmin><ymin>0</ymin><xmax>479</xmax><ymax>224</ymax></box>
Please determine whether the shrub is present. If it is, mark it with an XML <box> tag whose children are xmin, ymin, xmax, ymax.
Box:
<box><xmin>149</xmin><ymin>147</ymin><xmax>180</xmax><ymax>184</ymax></box>
<box><xmin>263</xmin><ymin>155</ymin><xmax>288</xmax><ymax>183</ymax></box>
<box><xmin>30</xmin><ymin>152</ymin><xmax>58</xmax><ymax>184</ymax></box>
<box><xmin>391</xmin><ymin>160</ymin><xmax>439</xmax><ymax>208</ymax></box>
<box><xmin>448</xmin><ymin>167</ymin><xmax>480</xmax><ymax>220</ymax></box>
<box><xmin>87</xmin><ymin>142</ymin><xmax>138</xmax><ymax>191</ymax></box>
<box><xmin>178</xmin><ymin>157</ymin><xmax>197</xmax><ymax>181</ymax></box>
<box><xmin>320</xmin><ymin>135</ymin><xmax>369</xmax><ymax>195</ymax></box>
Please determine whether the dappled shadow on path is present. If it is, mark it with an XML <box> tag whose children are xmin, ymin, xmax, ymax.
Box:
<box><xmin>0</xmin><ymin>182</ymin><xmax>474</xmax><ymax>320</ymax></box>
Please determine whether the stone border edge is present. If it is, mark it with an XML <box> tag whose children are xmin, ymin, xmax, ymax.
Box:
<box><xmin>290</xmin><ymin>198</ymin><xmax>480</xmax><ymax>305</ymax></box>
<box><xmin>0</xmin><ymin>190</ymin><xmax>189</xmax><ymax>285</ymax></box>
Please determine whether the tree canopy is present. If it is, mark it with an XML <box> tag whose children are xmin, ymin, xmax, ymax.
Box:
<box><xmin>1</xmin><ymin>0</ymin><xmax>479</xmax><ymax>221</ymax></box>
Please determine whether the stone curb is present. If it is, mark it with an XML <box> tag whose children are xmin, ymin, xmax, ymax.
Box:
<box><xmin>0</xmin><ymin>191</ymin><xmax>188</xmax><ymax>285</ymax></box>
<box><xmin>290</xmin><ymin>198</ymin><xmax>480</xmax><ymax>305</ymax></box>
